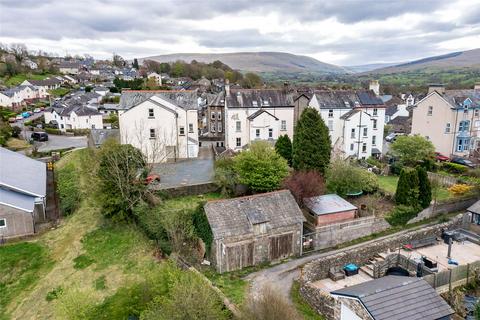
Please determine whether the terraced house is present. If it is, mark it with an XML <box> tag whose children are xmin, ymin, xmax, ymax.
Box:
<box><xmin>411</xmin><ymin>84</ymin><xmax>480</xmax><ymax>158</ymax></box>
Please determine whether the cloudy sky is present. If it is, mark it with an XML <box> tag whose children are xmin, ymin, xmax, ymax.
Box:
<box><xmin>0</xmin><ymin>0</ymin><xmax>479</xmax><ymax>66</ymax></box>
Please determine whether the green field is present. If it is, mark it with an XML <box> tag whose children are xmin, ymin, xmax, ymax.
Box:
<box><xmin>3</xmin><ymin>73</ymin><xmax>54</xmax><ymax>87</ymax></box>
<box><xmin>378</xmin><ymin>175</ymin><xmax>452</xmax><ymax>201</ymax></box>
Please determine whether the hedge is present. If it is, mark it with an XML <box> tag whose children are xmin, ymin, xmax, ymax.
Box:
<box><xmin>45</xmin><ymin>128</ymin><xmax>62</xmax><ymax>135</ymax></box>
<box><xmin>442</xmin><ymin>162</ymin><xmax>469</xmax><ymax>174</ymax></box>
<box><xmin>66</xmin><ymin>128</ymin><xmax>90</xmax><ymax>136</ymax></box>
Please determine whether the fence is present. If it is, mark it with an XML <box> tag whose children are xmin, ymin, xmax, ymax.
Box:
<box><xmin>423</xmin><ymin>260</ymin><xmax>480</xmax><ymax>291</ymax></box>
<box><xmin>427</xmin><ymin>172</ymin><xmax>459</xmax><ymax>187</ymax></box>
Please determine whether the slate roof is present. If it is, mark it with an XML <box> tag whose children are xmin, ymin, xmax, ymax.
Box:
<box><xmin>303</xmin><ymin>194</ymin><xmax>357</xmax><ymax>216</ymax></box>
<box><xmin>0</xmin><ymin>147</ymin><xmax>46</xmax><ymax>197</ymax></box>
<box><xmin>119</xmin><ymin>90</ymin><xmax>199</xmax><ymax>111</ymax></box>
<box><xmin>385</xmin><ymin>105</ymin><xmax>398</xmax><ymax>116</ymax></box>
<box><xmin>0</xmin><ymin>187</ymin><xmax>36</xmax><ymax>212</ymax></box>
<box><xmin>313</xmin><ymin>90</ymin><xmax>385</xmax><ymax>109</ymax></box>
<box><xmin>204</xmin><ymin>190</ymin><xmax>305</xmax><ymax>239</ymax></box>
<box><xmin>331</xmin><ymin>276</ymin><xmax>454</xmax><ymax>320</ymax></box>
<box><xmin>467</xmin><ymin>199</ymin><xmax>480</xmax><ymax>215</ymax></box>
<box><xmin>27</xmin><ymin>78</ymin><xmax>61</xmax><ymax>86</ymax></box>
<box><xmin>357</xmin><ymin>90</ymin><xmax>384</xmax><ymax>105</ymax></box>
<box><xmin>226</xmin><ymin>89</ymin><xmax>294</xmax><ymax>108</ymax></box>
<box><xmin>442</xmin><ymin>89</ymin><xmax>480</xmax><ymax>108</ymax></box>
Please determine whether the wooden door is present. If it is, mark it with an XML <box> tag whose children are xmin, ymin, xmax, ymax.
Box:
<box><xmin>269</xmin><ymin>233</ymin><xmax>293</xmax><ymax>261</ymax></box>
<box><xmin>225</xmin><ymin>242</ymin><xmax>254</xmax><ymax>272</ymax></box>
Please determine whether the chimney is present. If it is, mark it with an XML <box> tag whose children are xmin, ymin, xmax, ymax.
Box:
<box><xmin>474</xmin><ymin>83</ymin><xmax>480</xmax><ymax>91</ymax></box>
<box><xmin>225</xmin><ymin>79</ymin><xmax>230</xmax><ymax>97</ymax></box>
<box><xmin>369</xmin><ymin>80</ymin><xmax>380</xmax><ymax>96</ymax></box>
<box><xmin>428</xmin><ymin>84</ymin><xmax>445</xmax><ymax>95</ymax></box>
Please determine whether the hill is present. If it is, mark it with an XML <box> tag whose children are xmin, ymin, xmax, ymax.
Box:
<box><xmin>139</xmin><ymin>52</ymin><xmax>348</xmax><ymax>75</ymax></box>
<box><xmin>343</xmin><ymin>62</ymin><xmax>401</xmax><ymax>73</ymax></box>
<box><xmin>365</xmin><ymin>48</ymin><xmax>480</xmax><ymax>74</ymax></box>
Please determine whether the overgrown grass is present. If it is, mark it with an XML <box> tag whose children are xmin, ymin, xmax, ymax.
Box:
<box><xmin>3</xmin><ymin>73</ymin><xmax>53</xmax><ymax>86</ymax></box>
<box><xmin>202</xmin><ymin>268</ymin><xmax>249</xmax><ymax>305</ymax></box>
<box><xmin>0</xmin><ymin>242</ymin><xmax>54</xmax><ymax>319</ymax></box>
<box><xmin>291</xmin><ymin>281</ymin><xmax>325</xmax><ymax>320</ymax></box>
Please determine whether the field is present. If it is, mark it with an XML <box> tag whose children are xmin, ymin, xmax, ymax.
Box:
<box><xmin>2</xmin><ymin>73</ymin><xmax>53</xmax><ymax>87</ymax></box>
<box><xmin>378</xmin><ymin>175</ymin><xmax>453</xmax><ymax>201</ymax></box>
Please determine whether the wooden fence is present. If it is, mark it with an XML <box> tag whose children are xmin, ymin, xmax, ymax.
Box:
<box><xmin>423</xmin><ymin>260</ymin><xmax>480</xmax><ymax>291</ymax></box>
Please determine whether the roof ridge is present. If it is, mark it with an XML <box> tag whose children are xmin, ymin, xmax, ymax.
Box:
<box><xmin>206</xmin><ymin>189</ymin><xmax>290</xmax><ymax>204</ymax></box>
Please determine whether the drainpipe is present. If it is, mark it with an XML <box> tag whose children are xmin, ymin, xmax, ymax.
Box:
<box><xmin>175</xmin><ymin>114</ymin><xmax>179</xmax><ymax>162</ymax></box>
<box><xmin>452</xmin><ymin>109</ymin><xmax>459</xmax><ymax>156</ymax></box>
<box><xmin>185</xmin><ymin>110</ymin><xmax>189</xmax><ymax>159</ymax></box>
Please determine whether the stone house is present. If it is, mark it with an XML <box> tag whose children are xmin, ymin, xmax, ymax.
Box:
<box><xmin>303</xmin><ymin>194</ymin><xmax>357</xmax><ymax>228</ymax></box>
<box><xmin>411</xmin><ymin>84</ymin><xmax>480</xmax><ymax>157</ymax></box>
<box><xmin>331</xmin><ymin>276</ymin><xmax>454</xmax><ymax>320</ymax></box>
<box><xmin>200</xmin><ymin>91</ymin><xmax>225</xmax><ymax>148</ymax></box>
<box><xmin>0</xmin><ymin>147</ymin><xmax>46</xmax><ymax>239</ymax></box>
<box><xmin>204</xmin><ymin>190</ymin><xmax>305</xmax><ymax>273</ymax></box>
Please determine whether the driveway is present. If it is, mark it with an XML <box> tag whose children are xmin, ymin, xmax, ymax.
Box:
<box><xmin>151</xmin><ymin>147</ymin><xmax>214</xmax><ymax>189</ymax></box>
<box><xmin>22</xmin><ymin>130</ymin><xmax>88</xmax><ymax>152</ymax></box>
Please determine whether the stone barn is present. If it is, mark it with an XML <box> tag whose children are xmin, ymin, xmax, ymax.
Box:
<box><xmin>204</xmin><ymin>190</ymin><xmax>305</xmax><ymax>273</ymax></box>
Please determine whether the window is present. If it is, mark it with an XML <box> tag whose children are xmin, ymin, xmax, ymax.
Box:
<box><xmin>427</xmin><ymin>106</ymin><xmax>433</xmax><ymax>116</ymax></box>
<box><xmin>457</xmin><ymin>138</ymin><xmax>471</xmax><ymax>152</ymax></box>
<box><xmin>188</xmin><ymin>123</ymin><xmax>194</xmax><ymax>133</ymax></box>
<box><xmin>328</xmin><ymin>120</ymin><xmax>333</xmax><ymax>131</ymax></box>
<box><xmin>217</xmin><ymin>122</ymin><xmax>222</xmax><ymax>132</ymax></box>
<box><xmin>475</xmin><ymin>109</ymin><xmax>479</xmax><ymax>117</ymax></box>
<box><xmin>459</xmin><ymin>120</ymin><xmax>470</xmax><ymax>132</ymax></box>
<box><xmin>217</xmin><ymin>112</ymin><xmax>222</xmax><ymax>120</ymax></box>
<box><xmin>91</xmin><ymin>124</ymin><xmax>95</xmax><ymax>129</ymax></box>
<box><xmin>236</xmin><ymin>121</ymin><xmax>241</xmax><ymax>132</ymax></box>
<box><xmin>373</xmin><ymin>119</ymin><xmax>377</xmax><ymax>130</ymax></box>
<box><xmin>148</xmin><ymin>108</ymin><xmax>154</xmax><ymax>118</ymax></box>
<box><xmin>268</xmin><ymin>128</ymin><xmax>273</xmax><ymax>138</ymax></box>
<box><xmin>445</xmin><ymin>123</ymin><xmax>451</xmax><ymax>133</ymax></box>
<box><xmin>373</xmin><ymin>108</ymin><xmax>378</xmax><ymax>116</ymax></box>
<box><xmin>350</xmin><ymin>143</ymin><xmax>354</xmax><ymax>151</ymax></box>
<box><xmin>211</xmin><ymin>112</ymin><xmax>216</xmax><ymax>120</ymax></box>
<box><xmin>210</xmin><ymin>124</ymin><xmax>216</xmax><ymax>132</ymax></box>
<box><xmin>362</xmin><ymin>143</ymin><xmax>367</xmax><ymax>153</ymax></box>
<box><xmin>149</xmin><ymin>128</ymin><xmax>155</xmax><ymax>139</ymax></box>
<box><xmin>475</xmin><ymin>120</ymin><xmax>480</xmax><ymax>128</ymax></box>
<box><xmin>236</xmin><ymin>137</ymin><xmax>241</xmax><ymax>147</ymax></box>
<box><xmin>0</xmin><ymin>218</ymin><xmax>5</xmax><ymax>228</ymax></box>
<box><xmin>351</xmin><ymin>128</ymin><xmax>355</xmax><ymax>139</ymax></box>
<box><xmin>281</xmin><ymin>120</ymin><xmax>287</xmax><ymax>131</ymax></box>
<box><xmin>179</xmin><ymin>126</ymin><xmax>185</xmax><ymax>135</ymax></box>
<box><xmin>363</xmin><ymin>127</ymin><xmax>368</xmax><ymax>137</ymax></box>
<box><xmin>256</xmin><ymin>129</ymin><xmax>260</xmax><ymax>138</ymax></box>
<box><xmin>328</xmin><ymin>109</ymin><xmax>333</xmax><ymax>118</ymax></box>
<box><xmin>372</xmin><ymin>135</ymin><xmax>376</xmax><ymax>146</ymax></box>
<box><xmin>252</xmin><ymin>101</ymin><xmax>258</xmax><ymax>107</ymax></box>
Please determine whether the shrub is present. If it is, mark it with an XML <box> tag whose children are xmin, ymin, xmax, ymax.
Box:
<box><xmin>66</xmin><ymin>128</ymin><xmax>90</xmax><ymax>136</ymax></box>
<box><xmin>11</xmin><ymin>126</ymin><xmax>21</xmax><ymax>138</ymax></box>
<box><xmin>359</xmin><ymin>170</ymin><xmax>379</xmax><ymax>193</ymax></box>
<box><xmin>46</xmin><ymin>286</ymin><xmax>64</xmax><ymax>301</ymax></box>
<box><xmin>416</xmin><ymin>167</ymin><xmax>432</xmax><ymax>208</ymax></box>
<box><xmin>385</xmin><ymin>205</ymin><xmax>420</xmax><ymax>226</ymax></box>
<box><xmin>282</xmin><ymin>170</ymin><xmax>325</xmax><ymax>205</ymax></box>
<box><xmin>448</xmin><ymin>184</ymin><xmax>473</xmax><ymax>196</ymax></box>
<box><xmin>45</xmin><ymin>128</ymin><xmax>62</xmax><ymax>135</ymax></box>
<box><xmin>442</xmin><ymin>162</ymin><xmax>469</xmax><ymax>174</ymax></box>
<box><xmin>326</xmin><ymin>160</ymin><xmax>378</xmax><ymax>196</ymax></box>
<box><xmin>395</xmin><ymin>168</ymin><xmax>419</xmax><ymax>205</ymax></box>
<box><xmin>275</xmin><ymin>134</ymin><xmax>292</xmax><ymax>166</ymax></box>
<box><xmin>366</xmin><ymin>156</ymin><xmax>382</xmax><ymax>169</ymax></box>
<box><xmin>214</xmin><ymin>157</ymin><xmax>238</xmax><ymax>196</ymax></box>
<box><xmin>57</xmin><ymin>162</ymin><xmax>82</xmax><ymax>215</ymax></box>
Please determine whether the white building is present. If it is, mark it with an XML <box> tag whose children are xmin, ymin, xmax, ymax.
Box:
<box><xmin>309</xmin><ymin>89</ymin><xmax>386</xmax><ymax>159</ymax></box>
<box><xmin>22</xmin><ymin>78</ymin><xmax>61</xmax><ymax>91</ymax></box>
<box><xmin>0</xmin><ymin>85</ymin><xmax>44</xmax><ymax>109</ymax></box>
<box><xmin>119</xmin><ymin>90</ymin><xmax>200</xmax><ymax>162</ymax></box>
<box><xmin>224</xmin><ymin>86</ymin><xmax>295</xmax><ymax>150</ymax></box>
<box><xmin>58</xmin><ymin>61</ymin><xmax>80</xmax><ymax>75</ymax></box>
<box><xmin>44</xmin><ymin>104</ymin><xmax>103</xmax><ymax>131</ymax></box>
<box><xmin>147</xmin><ymin>72</ymin><xmax>162</xmax><ymax>86</ymax></box>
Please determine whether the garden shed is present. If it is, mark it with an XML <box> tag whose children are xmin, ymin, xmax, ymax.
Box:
<box><xmin>304</xmin><ymin>194</ymin><xmax>357</xmax><ymax>227</ymax></box>
<box><xmin>204</xmin><ymin>190</ymin><xmax>305</xmax><ymax>273</ymax></box>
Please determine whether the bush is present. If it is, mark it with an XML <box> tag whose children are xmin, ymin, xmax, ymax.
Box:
<box><xmin>45</xmin><ymin>127</ymin><xmax>62</xmax><ymax>135</ymax></box>
<box><xmin>359</xmin><ymin>170</ymin><xmax>379</xmax><ymax>193</ymax></box>
<box><xmin>448</xmin><ymin>184</ymin><xmax>473</xmax><ymax>196</ymax></box>
<box><xmin>66</xmin><ymin>128</ymin><xmax>90</xmax><ymax>136</ymax></box>
<box><xmin>442</xmin><ymin>162</ymin><xmax>469</xmax><ymax>174</ymax></box>
<box><xmin>11</xmin><ymin>126</ymin><xmax>21</xmax><ymax>138</ymax></box>
<box><xmin>385</xmin><ymin>205</ymin><xmax>420</xmax><ymax>226</ymax></box>
<box><xmin>192</xmin><ymin>205</ymin><xmax>213</xmax><ymax>255</ymax></box>
<box><xmin>395</xmin><ymin>168</ymin><xmax>419</xmax><ymax>205</ymax></box>
<box><xmin>326</xmin><ymin>160</ymin><xmax>378</xmax><ymax>197</ymax></box>
<box><xmin>417</xmin><ymin>167</ymin><xmax>432</xmax><ymax>208</ymax></box>
<box><xmin>214</xmin><ymin>157</ymin><xmax>238</xmax><ymax>196</ymax></box>
<box><xmin>282</xmin><ymin>170</ymin><xmax>325</xmax><ymax>205</ymax></box>
<box><xmin>57</xmin><ymin>162</ymin><xmax>82</xmax><ymax>215</ymax></box>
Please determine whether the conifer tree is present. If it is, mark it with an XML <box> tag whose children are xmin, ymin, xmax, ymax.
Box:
<box><xmin>395</xmin><ymin>168</ymin><xmax>419</xmax><ymax>206</ymax></box>
<box><xmin>275</xmin><ymin>134</ymin><xmax>293</xmax><ymax>166</ymax></box>
<box><xmin>416</xmin><ymin>166</ymin><xmax>432</xmax><ymax>208</ymax></box>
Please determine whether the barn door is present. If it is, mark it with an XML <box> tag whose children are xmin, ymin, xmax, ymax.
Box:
<box><xmin>226</xmin><ymin>242</ymin><xmax>254</xmax><ymax>272</ymax></box>
<box><xmin>269</xmin><ymin>233</ymin><xmax>293</xmax><ymax>261</ymax></box>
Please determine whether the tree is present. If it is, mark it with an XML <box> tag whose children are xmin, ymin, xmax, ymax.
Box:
<box><xmin>214</xmin><ymin>157</ymin><xmax>238</xmax><ymax>196</ymax></box>
<box><xmin>132</xmin><ymin>58</ymin><xmax>139</xmax><ymax>69</ymax></box>
<box><xmin>96</xmin><ymin>140</ymin><xmax>147</xmax><ymax>221</ymax></box>
<box><xmin>112</xmin><ymin>53</ymin><xmax>125</xmax><ymax>68</ymax></box>
<box><xmin>390</xmin><ymin>135</ymin><xmax>435</xmax><ymax>167</ymax></box>
<box><xmin>395</xmin><ymin>168</ymin><xmax>419</xmax><ymax>206</ymax></box>
<box><xmin>326</xmin><ymin>159</ymin><xmax>377</xmax><ymax>197</ymax></box>
<box><xmin>292</xmin><ymin>108</ymin><xmax>331</xmax><ymax>175</ymax></box>
<box><xmin>241</xmin><ymin>72</ymin><xmax>262</xmax><ymax>88</ymax></box>
<box><xmin>282</xmin><ymin>170</ymin><xmax>325</xmax><ymax>206</ymax></box>
<box><xmin>416</xmin><ymin>167</ymin><xmax>432</xmax><ymax>208</ymax></box>
<box><xmin>234</xmin><ymin>141</ymin><xmax>289</xmax><ymax>193</ymax></box>
<box><xmin>275</xmin><ymin>134</ymin><xmax>292</xmax><ymax>166</ymax></box>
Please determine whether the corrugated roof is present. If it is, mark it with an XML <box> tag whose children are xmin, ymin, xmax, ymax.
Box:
<box><xmin>204</xmin><ymin>190</ymin><xmax>304</xmax><ymax>239</ymax></box>
<box><xmin>303</xmin><ymin>194</ymin><xmax>357</xmax><ymax>215</ymax></box>
<box><xmin>0</xmin><ymin>147</ymin><xmax>46</xmax><ymax>197</ymax></box>
<box><xmin>0</xmin><ymin>187</ymin><xmax>35</xmax><ymax>212</ymax></box>
<box><xmin>332</xmin><ymin>276</ymin><xmax>454</xmax><ymax>320</ymax></box>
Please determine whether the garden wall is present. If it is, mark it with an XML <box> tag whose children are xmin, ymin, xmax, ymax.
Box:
<box><xmin>300</xmin><ymin>215</ymin><xmax>463</xmax><ymax>283</ymax></box>
<box><xmin>155</xmin><ymin>182</ymin><xmax>219</xmax><ymax>197</ymax></box>
<box><xmin>408</xmin><ymin>197</ymin><xmax>478</xmax><ymax>224</ymax></box>
<box><xmin>304</xmin><ymin>216</ymin><xmax>390</xmax><ymax>251</ymax></box>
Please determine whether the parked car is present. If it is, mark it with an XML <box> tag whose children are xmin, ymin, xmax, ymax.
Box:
<box><xmin>435</xmin><ymin>152</ymin><xmax>450</xmax><ymax>162</ymax></box>
<box><xmin>40</xmin><ymin>107</ymin><xmax>45</xmax><ymax>111</ymax></box>
<box><xmin>21</xmin><ymin>112</ymin><xmax>30</xmax><ymax>118</ymax></box>
<box><xmin>31</xmin><ymin>131</ymin><xmax>49</xmax><ymax>142</ymax></box>
<box><xmin>15</xmin><ymin>115</ymin><xmax>23</xmax><ymax>121</ymax></box>
<box><xmin>145</xmin><ymin>174</ymin><xmax>161</xmax><ymax>184</ymax></box>
<box><xmin>451</xmin><ymin>157</ymin><xmax>476</xmax><ymax>168</ymax></box>
<box><xmin>385</xmin><ymin>133</ymin><xmax>397</xmax><ymax>142</ymax></box>
<box><xmin>33</xmin><ymin>108</ymin><xmax>41</xmax><ymax>113</ymax></box>
<box><xmin>8</xmin><ymin>117</ymin><xmax>16</xmax><ymax>123</ymax></box>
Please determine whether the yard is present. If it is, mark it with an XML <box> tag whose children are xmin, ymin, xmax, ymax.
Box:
<box><xmin>378</xmin><ymin>175</ymin><xmax>453</xmax><ymax>201</ymax></box>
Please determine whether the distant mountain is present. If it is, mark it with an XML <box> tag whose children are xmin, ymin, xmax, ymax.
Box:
<box><xmin>364</xmin><ymin>48</ymin><xmax>480</xmax><ymax>74</ymax></box>
<box><xmin>139</xmin><ymin>52</ymin><xmax>349</xmax><ymax>75</ymax></box>
<box><xmin>343</xmin><ymin>62</ymin><xmax>402</xmax><ymax>73</ymax></box>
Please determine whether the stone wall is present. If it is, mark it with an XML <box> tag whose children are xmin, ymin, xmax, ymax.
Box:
<box><xmin>299</xmin><ymin>282</ymin><xmax>336</xmax><ymax>319</ymax></box>
<box><xmin>301</xmin><ymin>215</ymin><xmax>463</xmax><ymax>283</ymax></box>
<box><xmin>305</xmin><ymin>217</ymin><xmax>390</xmax><ymax>251</ymax></box>
<box><xmin>408</xmin><ymin>197</ymin><xmax>477</xmax><ymax>224</ymax></box>
<box><xmin>156</xmin><ymin>182</ymin><xmax>219</xmax><ymax>197</ymax></box>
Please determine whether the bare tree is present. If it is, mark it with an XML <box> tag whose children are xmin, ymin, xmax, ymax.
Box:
<box><xmin>9</xmin><ymin>43</ymin><xmax>28</xmax><ymax>62</ymax></box>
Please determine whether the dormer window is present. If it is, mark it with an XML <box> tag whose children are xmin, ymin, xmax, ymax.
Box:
<box><xmin>262</xmin><ymin>100</ymin><xmax>269</xmax><ymax>106</ymax></box>
<box><xmin>252</xmin><ymin>101</ymin><xmax>258</xmax><ymax>107</ymax></box>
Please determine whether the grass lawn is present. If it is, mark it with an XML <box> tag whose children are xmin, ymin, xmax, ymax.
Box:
<box><xmin>3</xmin><ymin>73</ymin><xmax>52</xmax><ymax>87</ymax></box>
<box><xmin>202</xmin><ymin>267</ymin><xmax>249</xmax><ymax>306</ymax></box>
<box><xmin>48</xmin><ymin>87</ymin><xmax>70</xmax><ymax>97</ymax></box>
<box><xmin>291</xmin><ymin>281</ymin><xmax>325</xmax><ymax>320</ymax></box>
<box><xmin>378</xmin><ymin>175</ymin><xmax>454</xmax><ymax>201</ymax></box>
<box><xmin>6</xmin><ymin>138</ymin><xmax>30</xmax><ymax>151</ymax></box>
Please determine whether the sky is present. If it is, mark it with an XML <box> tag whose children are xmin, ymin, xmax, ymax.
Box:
<box><xmin>0</xmin><ymin>0</ymin><xmax>479</xmax><ymax>66</ymax></box>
